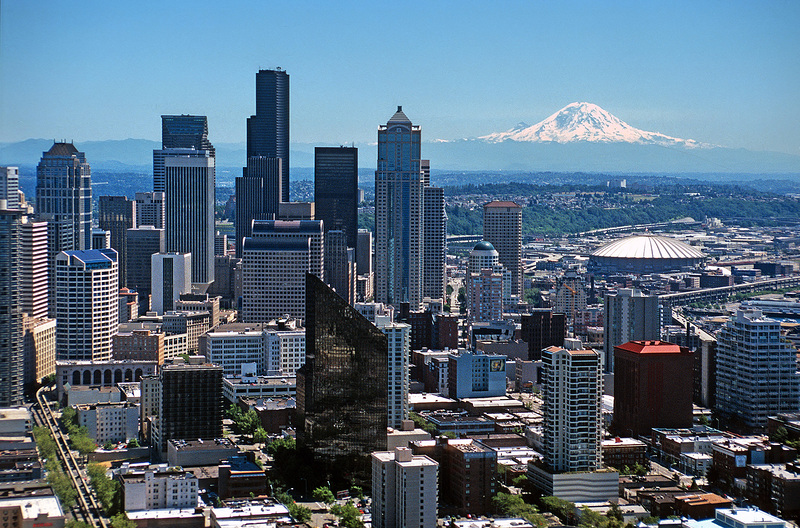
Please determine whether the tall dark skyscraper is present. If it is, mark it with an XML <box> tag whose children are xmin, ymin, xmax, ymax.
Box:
<box><xmin>375</xmin><ymin>107</ymin><xmax>424</xmax><ymax>309</ymax></box>
<box><xmin>298</xmin><ymin>273</ymin><xmax>388</xmax><ymax>476</ymax></box>
<box><xmin>99</xmin><ymin>196</ymin><xmax>136</xmax><ymax>289</ymax></box>
<box><xmin>154</xmin><ymin>115</ymin><xmax>214</xmax><ymax>193</ymax></box>
<box><xmin>315</xmin><ymin>146</ymin><xmax>358</xmax><ymax>252</ymax></box>
<box><xmin>0</xmin><ymin>206</ymin><xmax>24</xmax><ymax>406</ymax></box>
<box><xmin>235</xmin><ymin>157</ymin><xmax>282</xmax><ymax>258</ymax></box>
<box><xmin>247</xmin><ymin>68</ymin><xmax>289</xmax><ymax>202</ymax></box>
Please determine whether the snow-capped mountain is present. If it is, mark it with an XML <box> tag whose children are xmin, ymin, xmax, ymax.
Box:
<box><xmin>479</xmin><ymin>102</ymin><xmax>710</xmax><ymax>149</ymax></box>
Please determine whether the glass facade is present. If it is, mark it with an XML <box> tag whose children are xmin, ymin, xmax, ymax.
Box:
<box><xmin>298</xmin><ymin>273</ymin><xmax>388</xmax><ymax>476</ymax></box>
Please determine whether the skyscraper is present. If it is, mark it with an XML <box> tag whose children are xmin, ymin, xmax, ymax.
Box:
<box><xmin>483</xmin><ymin>201</ymin><xmax>522</xmax><ymax>297</ymax></box>
<box><xmin>126</xmin><ymin>226</ymin><xmax>165</xmax><ymax>314</ymax></box>
<box><xmin>422</xmin><ymin>185</ymin><xmax>447</xmax><ymax>301</ymax></box>
<box><xmin>235</xmin><ymin>156</ymin><xmax>282</xmax><ymax>257</ymax></box>
<box><xmin>527</xmin><ymin>339</ymin><xmax>618</xmax><ymax>502</ymax></box>
<box><xmin>298</xmin><ymin>273</ymin><xmax>388</xmax><ymax>476</ymax></box>
<box><xmin>154</xmin><ymin>115</ymin><xmax>215</xmax><ymax>192</ymax></box>
<box><xmin>151</xmin><ymin>253</ymin><xmax>192</xmax><ymax>315</ymax></box>
<box><xmin>315</xmin><ymin>146</ymin><xmax>359</xmax><ymax>252</ymax></box>
<box><xmin>164</xmin><ymin>151</ymin><xmax>215</xmax><ymax>286</ymax></box>
<box><xmin>241</xmin><ymin>220</ymin><xmax>324</xmax><ymax>322</ymax></box>
<box><xmin>247</xmin><ymin>68</ymin><xmax>289</xmax><ymax>202</ymax></box>
<box><xmin>151</xmin><ymin>360</ymin><xmax>223</xmax><ymax>457</ymax></box>
<box><xmin>716</xmin><ymin>309</ymin><xmax>800</xmax><ymax>432</ymax></box>
<box><xmin>36</xmin><ymin>142</ymin><xmax>92</xmax><ymax>314</ymax></box>
<box><xmin>99</xmin><ymin>196</ymin><xmax>136</xmax><ymax>289</ymax></box>
<box><xmin>324</xmin><ymin>230</ymin><xmax>356</xmax><ymax>304</ymax></box>
<box><xmin>375</xmin><ymin>107</ymin><xmax>424</xmax><ymax>309</ymax></box>
<box><xmin>542</xmin><ymin>340</ymin><xmax>602</xmax><ymax>472</ymax></box>
<box><xmin>0</xmin><ymin>206</ymin><xmax>24</xmax><ymax>406</ymax></box>
<box><xmin>19</xmin><ymin>219</ymin><xmax>49</xmax><ymax>319</ymax></box>
<box><xmin>1</xmin><ymin>167</ymin><xmax>20</xmax><ymax>209</ymax></box>
<box><xmin>135</xmin><ymin>191</ymin><xmax>165</xmax><ymax>229</ymax></box>
<box><xmin>55</xmin><ymin>249</ymin><xmax>119</xmax><ymax>362</ymax></box>
<box><xmin>603</xmin><ymin>288</ymin><xmax>660</xmax><ymax>372</ymax></box>
<box><xmin>613</xmin><ymin>340</ymin><xmax>694</xmax><ymax>437</ymax></box>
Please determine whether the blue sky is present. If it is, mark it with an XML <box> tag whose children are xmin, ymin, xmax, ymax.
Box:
<box><xmin>2</xmin><ymin>1</ymin><xmax>799</xmax><ymax>154</ymax></box>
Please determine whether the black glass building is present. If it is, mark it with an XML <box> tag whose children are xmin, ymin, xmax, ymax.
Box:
<box><xmin>247</xmin><ymin>68</ymin><xmax>289</xmax><ymax>202</ymax></box>
<box><xmin>314</xmin><ymin>146</ymin><xmax>358</xmax><ymax>252</ymax></box>
<box><xmin>297</xmin><ymin>273</ymin><xmax>388</xmax><ymax>477</ymax></box>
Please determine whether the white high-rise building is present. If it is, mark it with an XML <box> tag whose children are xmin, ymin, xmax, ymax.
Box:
<box><xmin>527</xmin><ymin>338</ymin><xmax>617</xmax><ymax>503</ymax></box>
<box><xmin>541</xmin><ymin>339</ymin><xmax>602</xmax><ymax>473</ymax></box>
<box><xmin>20</xmin><ymin>219</ymin><xmax>49</xmax><ymax>319</ymax></box>
<box><xmin>716</xmin><ymin>309</ymin><xmax>800</xmax><ymax>431</ymax></box>
<box><xmin>164</xmin><ymin>151</ymin><xmax>215</xmax><ymax>287</ymax></box>
<box><xmin>372</xmin><ymin>447</ymin><xmax>438</xmax><ymax>528</ymax></box>
<box><xmin>1</xmin><ymin>166</ymin><xmax>20</xmax><ymax>209</ymax></box>
<box><xmin>199</xmin><ymin>323</ymin><xmax>305</xmax><ymax>377</ymax></box>
<box><xmin>55</xmin><ymin>249</ymin><xmax>119</xmax><ymax>362</ymax></box>
<box><xmin>151</xmin><ymin>253</ymin><xmax>192</xmax><ymax>315</ymax></box>
<box><xmin>375</xmin><ymin>107</ymin><xmax>424</xmax><ymax>309</ymax></box>
<box><xmin>376</xmin><ymin>320</ymin><xmax>411</xmax><ymax>429</ymax></box>
<box><xmin>241</xmin><ymin>220</ymin><xmax>323</xmax><ymax>323</ymax></box>
<box><xmin>135</xmin><ymin>191</ymin><xmax>165</xmax><ymax>229</ymax></box>
<box><xmin>603</xmin><ymin>288</ymin><xmax>660</xmax><ymax>372</ymax></box>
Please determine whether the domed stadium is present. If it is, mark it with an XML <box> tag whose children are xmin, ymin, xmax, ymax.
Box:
<box><xmin>589</xmin><ymin>234</ymin><xmax>705</xmax><ymax>274</ymax></box>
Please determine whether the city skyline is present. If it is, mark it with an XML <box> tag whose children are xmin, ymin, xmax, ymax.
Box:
<box><xmin>1</xmin><ymin>2</ymin><xmax>799</xmax><ymax>155</ymax></box>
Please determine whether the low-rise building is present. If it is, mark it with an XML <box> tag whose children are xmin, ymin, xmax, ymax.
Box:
<box><xmin>602</xmin><ymin>437</ymin><xmax>648</xmax><ymax>471</ymax></box>
<box><xmin>76</xmin><ymin>402</ymin><xmax>139</xmax><ymax>444</ymax></box>
<box><xmin>209</xmin><ymin>498</ymin><xmax>291</xmax><ymax>528</ymax></box>
<box><xmin>167</xmin><ymin>438</ymin><xmax>239</xmax><ymax>468</ymax></box>
<box><xmin>117</xmin><ymin>463</ymin><xmax>199</xmax><ymax>511</ymax></box>
<box><xmin>218</xmin><ymin>455</ymin><xmax>267</xmax><ymax>499</ymax></box>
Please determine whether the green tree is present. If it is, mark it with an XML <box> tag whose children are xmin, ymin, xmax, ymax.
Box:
<box><xmin>226</xmin><ymin>403</ymin><xmax>243</xmax><ymax>421</ymax></box>
<box><xmin>540</xmin><ymin>496</ymin><xmax>576</xmax><ymax>524</ymax></box>
<box><xmin>87</xmin><ymin>462</ymin><xmax>121</xmax><ymax>514</ymax></box>
<box><xmin>110</xmin><ymin>513</ymin><xmax>136</xmax><ymax>528</ymax></box>
<box><xmin>331</xmin><ymin>501</ymin><xmax>365</xmax><ymax>528</ymax></box>
<box><xmin>312</xmin><ymin>486</ymin><xmax>336</xmax><ymax>504</ymax></box>
<box><xmin>492</xmin><ymin>492</ymin><xmax>547</xmax><ymax>527</ymax></box>
<box><xmin>772</xmin><ymin>426</ymin><xmax>789</xmax><ymax>444</ymax></box>
<box><xmin>127</xmin><ymin>438</ymin><xmax>140</xmax><ymax>448</ymax></box>
<box><xmin>253</xmin><ymin>427</ymin><xmax>269</xmax><ymax>444</ymax></box>
<box><xmin>66</xmin><ymin>521</ymin><xmax>93</xmax><ymax>528</ymax></box>
<box><xmin>288</xmin><ymin>502</ymin><xmax>312</xmax><ymax>523</ymax></box>
<box><xmin>237</xmin><ymin>409</ymin><xmax>261</xmax><ymax>437</ymax></box>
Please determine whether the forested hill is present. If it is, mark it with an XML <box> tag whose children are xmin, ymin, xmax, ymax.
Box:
<box><xmin>444</xmin><ymin>183</ymin><xmax>800</xmax><ymax>236</ymax></box>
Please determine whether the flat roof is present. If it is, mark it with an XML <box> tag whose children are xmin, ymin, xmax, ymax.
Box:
<box><xmin>0</xmin><ymin>495</ymin><xmax>63</xmax><ymax>519</ymax></box>
<box><xmin>615</xmin><ymin>340</ymin><xmax>689</xmax><ymax>354</ymax></box>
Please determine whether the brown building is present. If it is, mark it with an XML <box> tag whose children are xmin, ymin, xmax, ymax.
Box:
<box><xmin>218</xmin><ymin>455</ymin><xmax>268</xmax><ymax>499</ymax></box>
<box><xmin>113</xmin><ymin>329</ymin><xmax>165</xmax><ymax>363</ymax></box>
<box><xmin>712</xmin><ymin>438</ymin><xmax>796</xmax><ymax>489</ymax></box>
<box><xmin>436</xmin><ymin>314</ymin><xmax>459</xmax><ymax>350</ymax></box>
<box><xmin>602</xmin><ymin>437</ymin><xmax>648</xmax><ymax>471</ymax></box>
<box><xmin>521</xmin><ymin>310</ymin><xmax>566</xmax><ymax>360</ymax></box>
<box><xmin>483</xmin><ymin>201</ymin><xmax>522</xmax><ymax>297</ymax></box>
<box><xmin>746</xmin><ymin>463</ymin><xmax>800</xmax><ymax>520</ymax></box>
<box><xmin>674</xmin><ymin>493</ymin><xmax>732</xmax><ymax>520</ymax></box>
<box><xmin>411</xmin><ymin>437</ymin><xmax>496</xmax><ymax>516</ymax></box>
<box><xmin>613</xmin><ymin>341</ymin><xmax>694</xmax><ymax>437</ymax></box>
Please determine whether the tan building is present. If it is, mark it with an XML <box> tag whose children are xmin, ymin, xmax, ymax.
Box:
<box><xmin>113</xmin><ymin>329</ymin><xmax>165</xmax><ymax>363</ymax></box>
<box><xmin>483</xmin><ymin>201</ymin><xmax>522</xmax><ymax>297</ymax></box>
<box><xmin>23</xmin><ymin>315</ymin><xmax>56</xmax><ymax>387</ymax></box>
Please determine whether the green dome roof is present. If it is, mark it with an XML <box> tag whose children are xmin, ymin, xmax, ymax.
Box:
<box><xmin>473</xmin><ymin>241</ymin><xmax>496</xmax><ymax>251</ymax></box>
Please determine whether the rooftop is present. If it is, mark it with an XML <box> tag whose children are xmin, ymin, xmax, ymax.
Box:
<box><xmin>614</xmin><ymin>340</ymin><xmax>690</xmax><ymax>355</ymax></box>
<box><xmin>592</xmin><ymin>234</ymin><xmax>705</xmax><ymax>260</ymax></box>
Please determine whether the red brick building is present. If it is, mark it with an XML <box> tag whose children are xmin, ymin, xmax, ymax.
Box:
<box><xmin>613</xmin><ymin>341</ymin><xmax>694</xmax><ymax>437</ymax></box>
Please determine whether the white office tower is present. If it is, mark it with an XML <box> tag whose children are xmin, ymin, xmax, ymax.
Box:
<box><xmin>135</xmin><ymin>191</ymin><xmax>165</xmax><ymax>229</ymax></box>
<box><xmin>241</xmin><ymin>220</ymin><xmax>324</xmax><ymax>323</ymax></box>
<box><xmin>372</xmin><ymin>447</ymin><xmax>438</xmax><ymax>528</ymax></box>
<box><xmin>527</xmin><ymin>338</ymin><xmax>617</xmax><ymax>503</ymax></box>
<box><xmin>164</xmin><ymin>151</ymin><xmax>215</xmax><ymax>288</ymax></box>
<box><xmin>422</xmin><ymin>185</ymin><xmax>446</xmax><ymax>302</ymax></box>
<box><xmin>376</xmin><ymin>320</ymin><xmax>411</xmax><ymax>429</ymax></box>
<box><xmin>151</xmin><ymin>253</ymin><xmax>192</xmax><ymax>314</ymax></box>
<box><xmin>55</xmin><ymin>249</ymin><xmax>119</xmax><ymax>361</ymax></box>
<box><xmin>375</xmin><ymin>107</ymin><xmax>424</xmax><ymax>309</ymax></box>
<box><xmin>716</xmin><ymin>309</ymin><xmax>800</xmax><ymax>431</ymax></box>
<box><xmin>603</xmin><ymin>288</ymin><xmax>660</xmax><ymax>372</ymax></box>
<box><xmin>20</xmin><ymin>219</ymin><xmax>49</xmax><ymax>319</ymax></box>
<box><xmin>1</xmin><ymin>167</ymin><xmax>20</xmax><ymax>209</ymax></box>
